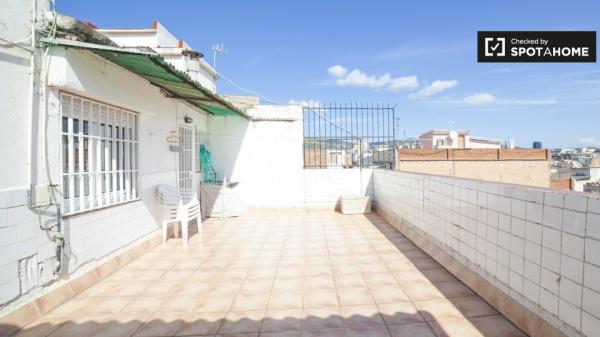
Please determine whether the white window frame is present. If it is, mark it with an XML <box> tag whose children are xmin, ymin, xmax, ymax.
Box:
<box><xmin>60</xmin><ymin>92</ymin><xmax>140</xmax><ymax>215</ymax></box>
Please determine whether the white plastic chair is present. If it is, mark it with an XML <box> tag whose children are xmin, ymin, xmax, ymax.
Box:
<box><xmin>179</xmin><ymin>188</ymin><xmax>202</xmax><ymax>246</ymax></box>
<box><xmin>157</xmin><ymin>185</ymin><xmax>202</xmax><ymax>247</ymax></box>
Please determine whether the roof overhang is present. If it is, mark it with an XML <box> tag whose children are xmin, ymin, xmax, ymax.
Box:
<box><xmin>40</xmin><ymin>37</ymin><xmax>249</xmax><ymax>119</ymax></box>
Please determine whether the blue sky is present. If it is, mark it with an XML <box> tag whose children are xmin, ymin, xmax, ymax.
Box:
<box><xmin>58</xmin><ymin>0</ymin><xmax>600</xmax><ymax>148</ymax></box>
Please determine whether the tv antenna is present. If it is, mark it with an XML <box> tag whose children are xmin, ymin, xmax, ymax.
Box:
<box><xmin>211</xmin><ymin>43</ymin><xmax>227</xmax><ymax>71</ymax></box>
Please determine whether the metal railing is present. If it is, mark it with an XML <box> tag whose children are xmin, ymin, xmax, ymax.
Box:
<box><xmin>303</xmin><ymin>103</ymin><xmax>396</xmax><ymax>169</ymax></box>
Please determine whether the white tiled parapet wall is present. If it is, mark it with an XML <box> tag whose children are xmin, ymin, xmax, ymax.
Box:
<box><xmin>373</xmin><ymin>169</ymin><xmax>600</xmax><ymax>337</ymax></box>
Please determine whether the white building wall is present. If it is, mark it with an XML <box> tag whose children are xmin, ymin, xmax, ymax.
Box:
<box><xmin>0</xmin><ymin>40</ymin><xmax>210</xmax><ymax>313</ymax></box>
<box><xmin>0</xmin><ymin>0</ymin><xmax>49</xmax><ymax>308</ymax></box>
<box><xmin>205</xmin><ymin>105</ymin><xmax>305</xmax><ymax>207</ymax></box>
<box><xmin>374</xmin><ymin>169</ymin><xmax>600</xmax><ymax>337</ymax></box>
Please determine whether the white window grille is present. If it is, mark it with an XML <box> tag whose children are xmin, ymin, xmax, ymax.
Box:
<box><xmin>61</xmin><ymin>93</ymin><xmax>140</xmax><ymax>215</ymax></box>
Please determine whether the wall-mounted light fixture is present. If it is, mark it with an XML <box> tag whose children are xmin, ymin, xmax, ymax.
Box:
<box><xmin>184</xmin><ymin>116</ymin><xmax>193</xmax><ymax>124</ymax></box>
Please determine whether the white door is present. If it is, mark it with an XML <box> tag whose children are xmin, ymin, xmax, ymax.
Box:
<box><xmin>178</xmin><ymin>124</ymin><xmax>194</xmax><ymax>191</ymax></box>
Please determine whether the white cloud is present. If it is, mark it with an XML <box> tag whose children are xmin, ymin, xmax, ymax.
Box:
<box><xmin>578</xmin><ymin>137</ymin><xmax>600</xmax><ymax>146</ymax></box>
<box><xmin>460</xmin><ymin>93</ymin><xmax>557</xmax><ymax>106</ymax></box>
<box><xmin>328</xmin><ymin>65</ymin><xmax>419</xmax><ymax>92</ymax></box>
<box><xmin>327</xmin><ymin>65</ymin><xmax>348</xmax><ymax>77</ymax></box>
<box><xmin>388</xmin><ymin>76</ymin><xmax>419</xmax><ymax>91</ymax></box>
<box><xmin>463</xmin><ymin>93</ymin><xmax>497</xmax><ymax>105</ymax></box>
<box><xmin>409</xmin><ymin>80</ymin><xmax>458</xmax><ymax>99</ymax></box>
<box><xmin>288</xmin><ymin>99</ymin><xmax>321</xmax><ymax>107</ymax></box>
<box><xmin>336</xmin><ymin>69</ymin><xmax>392</xmax><ymax>88</ymax></box>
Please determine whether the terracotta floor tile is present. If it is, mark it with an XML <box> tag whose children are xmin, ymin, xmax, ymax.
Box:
<box><xmin>260</xmin><ymin>330</ymin><xmax>302</xmax><ymax>337</ymax></box>
<box><xmin>388</xmin><ymin>322</ymin><xmax>436</xmax><ymax>337</ymax></box>
<box><xmin>370</xmin><ymin>285</ymin><xmax>410</xmax><ymax>304</ymax></box>
<box><xmin>468</xmin><ymin>315</ymin><xmax>527</xmax><ymax>337</ymax></box>
<box><xmin>338</xmin><ymin>287</ymin><xmax>375</xmax><ymax>306</ymax></box>
<box><xmin>448</xmin><ymin>296</ymin><xmax>498</xmax><ymax>318</ymax></box>
<box><xmin>158</xmin><ymin>296</ymin><xmax>198</xmax><ymax>313</ymax></box>
<box><xmin>345</xmin><ymin>326</ymin><xmax>392</xmax><ymax>337</ymax></box>
<box><xmin>301</xmin><ymin>328</ymin><xmax>345</xmax><ymax>337</ymax></box>
<box><xmin>378</xmin><ymin>302</ymin><xmax>424</xmax><ymax>325</ymax></box>
<box><xmin>261</xmin><ymin>309</ymin><xmax>303</xmax><ymax>332</ymax></box>
<box><xmin>420</xmin><ymin>269</ymin><xmax>458</xmax><ymax>284</ymax></box>
<box><xmin>175</xmin><ymin>311</ymin><xmax>225</xmax><ymax>336</ymax></box>
<box><xmin>304</xmin><ymin>276</ymin><xmax>336</xmax><ymax>291</ymax></box>
<box><xmin>268</xmin><ymin>291</ymin><xmax>303</xmax><ymax>310</ymax></box>
<box><xmin>401</xmin><ymin>282</ymin><xmax>446</xmax><ymax>301</ymax></box>
<box><xmin>46</xmin><ymin>317</ymin><xmax>104</xmax><ymax>337</ymax></box>
<box><xmin>219</xmin><ymin>310</ymin><xmax>265</xmax><ymax>334</ymax></box>
<box><xmin>302</xmin><ymin>307</ymin><xmax>344</xmax><ymax>331</ymax></box>
<box><xmin>427</xmin><ymin>317</ymin><xmax>485</xmax><ymax>337</ymax></box>
<box><xmin>132</xmin><ymin>313</ymin><xmax>184</xmax><ymax>337</ymax></box>
<box><xmin>341</xmin><ymin>305</ymin><xmax>385</xmax><ymax>328</ymax></box>
<box><xmin>195</xmin><ymin>295</ymin><xmax>234</xmax><ymax>313</ymax></box>
<box><xmin>12</xmin><ymin>316</ymin><xmax>66</xmax><ymax>337</ymax></box>
<box><xmin>88</xmin><ymin>316</ymin><xmax>145</xmax><ymax>337</ymax></box>
<box><xmin>414</xmin><ymin>299</ymin><xmax>465</xmax><ymax>322</ymax></box>
<box><xmin>121</xmin><ymin>297</ymin><xmax>164</xmax><ymax>315</ymax></box>
<box><xmin>232</xmin><ymin>293</ymin><xmax>270</xmax><ymax>311</ymax></box>
<box><xmin>303</xmin><ymin>289</ymin><xmax>339</xmax><ymax>308</ymax></box>
<box><xmin>435</xmin><ymin>281</ymin><xmax>476</xmax><ymax>298</ymax></box>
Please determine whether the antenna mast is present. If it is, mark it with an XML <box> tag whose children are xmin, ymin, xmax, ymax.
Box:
<box><xmin>211</xmin><ymin>43</ymin><xmax>226</xmax><ymax>72</ymax></box>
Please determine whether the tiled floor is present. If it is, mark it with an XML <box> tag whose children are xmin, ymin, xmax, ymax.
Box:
<box><xmin>12</xmin><ymin>210</ymin><xmax>527</xmax><ymax>337</ymax></box>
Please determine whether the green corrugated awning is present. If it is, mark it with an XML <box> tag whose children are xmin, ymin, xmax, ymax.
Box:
<box><xmin>40</xmin><ymin>37</ymin><xmax>248</xmax><ymax>119</ymax></box>
<box><xmin>199</xmin><ymin>104</ymin><xmax>237</xmax><ymax>116</ymax></box>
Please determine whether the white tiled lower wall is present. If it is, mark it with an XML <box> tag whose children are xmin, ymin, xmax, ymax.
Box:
<box><xmin>0</xmin><ymin>171</ymin><xmax>169</xmax><ymax>314</ymax></box>
<box><xmin>304</xmin><ymin>168</ymin><xmax>373</xmax><ymax>205</ymax></box>
<box><xmin>373</xmin><ymin>169</ymin><xmax>600</xmax><ymax>337</ymax></box>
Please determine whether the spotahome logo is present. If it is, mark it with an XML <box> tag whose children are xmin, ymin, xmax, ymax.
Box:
<box><xmin>478</xmin><ymin>31</ymin><xmax>596</xmax><ymax>62</ymax></box>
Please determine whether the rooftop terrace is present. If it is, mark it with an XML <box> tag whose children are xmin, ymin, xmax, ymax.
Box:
<box><xmin>6</xmin><ymin>209</ymin><xmax>526</xmax><ymax>337</ymax></box>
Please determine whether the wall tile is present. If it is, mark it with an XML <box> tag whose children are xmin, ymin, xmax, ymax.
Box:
<box><xmin>564</xmin><ymin>194</ymin><xmax>588</xmax><ymax>212</ymax></box>
<box><xmin>559</xmin><ymin>299</ymin><xmax>581</xmax><ymax>330</ymax></box>
<box><xmin>543</xmin><ymin>206</ymin><xmax>563</xmax><ymax>230</ymax></box>
<box><xmin>525</xmin><ymin>221</ymin><xmax>542</xmax><ymax>244</ymax></box>
<box><xmin>582</xmin><ymin>311</ymin><xmax>600</xmax><ymax>337</ymax></box>
<box><xmin>540</xmin><ymin>288</ymin><xmax>559</xmax><ymax>316</ymax></box>
<box><xmin>563</xmin><ymin>209</ymin><xmax>586</xmax><ymax>236</ymax></box>
<box><xmin>526</xmin><ymin>202</ymin><xmax>543</xmax><ymax>224</ymax></box>
<box><xmin>512</xmin><ymin>199</ymin><xmax>527</xmax><ymax>220</ymax></box>
<box><xmin>524</xmin><ymin>260</ymin><xmax>541</xmax><ymax>283</ymax></box>
<box><xmin>545</xmin><ymin>192</ymin><xmax>564</xmax><ymax>208</ymax></box>
<box><xmin>589</xmin><ymin>197</ymin><xmax>600</xmax><ymax>214</ymax></box>
<box><xmin>559</xmin><ymin>277</ymin><xmax>582</xmax><ymax>306</ymax></box>
<box><xmin>524</xmin><ymin>241</ymin><xmax>541</xmax><ymax>264</ymax></box>
<box><xmin>562</xmin><ymin>232</ymin><xmax>584</xmax><ymax>260</ymax></box>
<box><xmin>582</xmin><ymin>287</ymin><xmax>600</xmax><ymax>319</ymax></box>
<box><xmin>511</xmin><ymin>217</ymin><xmax>526</xmax><ymax>238</ymax></box>
<box><xmin>541</xmin><ymin>247</ymin><xmax>561</xmax><ymax>273</ymax></box>
<box><xmin>585</xmin><ymin>238</ymin><xmax>600</xmax><ymax>266</ymax></box>
<box><xmin>523</xmin><ymin>278</ymin><xmax>540</xmax><ymax>304</ymax></box>
<box><xmin>586</xmin><ymin>212</ymin><xmax>600</xmax><ymax>241</ymax></box>
<box><xmin>584</xmin><ymin>263</ymin><xmax>600</xmax><ymax>293</ymax></box>
<box><xmin>509</xmin><ymin>270</ymin><xmax>524</xmax><ymax>294</ymax></box>
<box><xmin>527</xmin><ymin>189</ymin><xmax>544</xmax><ymax>204</ymax></box>
<box><xmin>542</xmin><ymin>226</ymin><xmax>562</xmax><ymax>252</ymax></box>
<box><xmin>561</xmin><ymin>255</ymin><xmax>583</xmax><ymax>284</ymax></box>
<box><xmin>541</xmin><ymin>267</ymin><xmax>560</xmax><ymax>293</ymax></box>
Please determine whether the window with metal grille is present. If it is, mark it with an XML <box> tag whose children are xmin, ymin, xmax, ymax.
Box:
<box><xmin>60</xmin><ymin>93</ymin><xmax>140</xmax><ymax>215</ymax></box>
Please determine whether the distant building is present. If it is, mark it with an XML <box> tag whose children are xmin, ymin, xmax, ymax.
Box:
<box><xmin>419</xmin><ymin>130</ymin><xmax>502</xmax><ymax>149</ymax></box>
<box><xmin>533</xmin><ymin>141</ymin><xmax>543</xmax><ymax>149</ymax></box>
